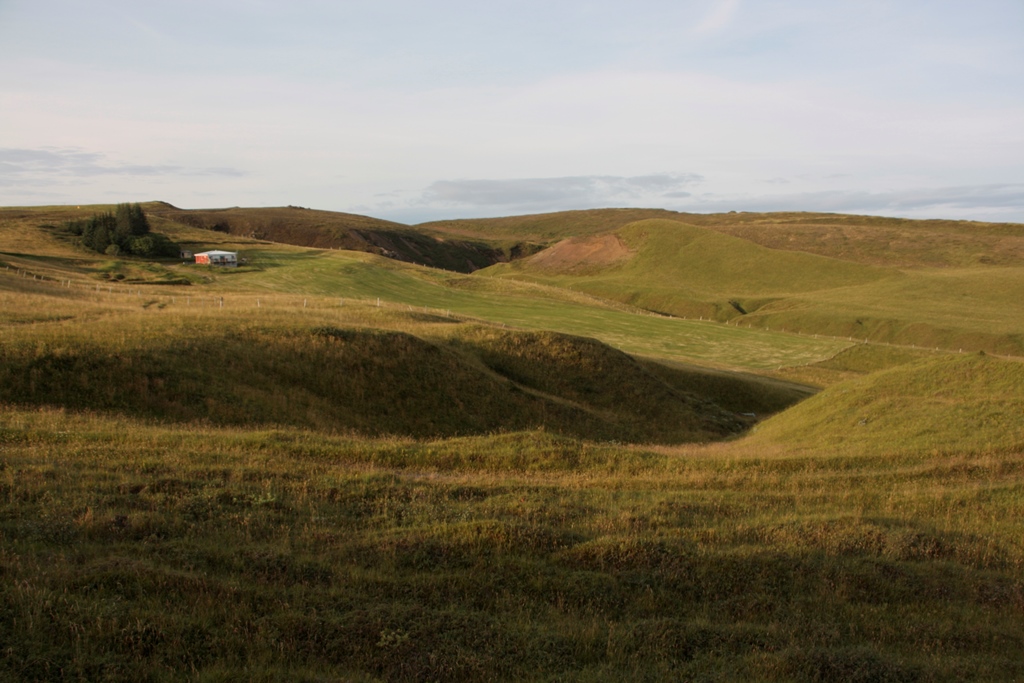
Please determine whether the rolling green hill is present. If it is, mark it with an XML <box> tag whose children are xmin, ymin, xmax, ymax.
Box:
<box><xmin>751</xmin><ymin>352</ymin><xmax>1024</xmax><ymax>455</ymax></box>
<box><xmin>4</xmin><ymin>202</ymin><xmax>1024</xmax><ymax>681</ymax></box>
<box><xmin>482</xmin><ymin>216</ymin><xmax>897</xmax><ymax>321</ymax></box>
<box><xmin>482</xmin><ymin>217</ymin><xmax>1024</xmax><ymax>355</ymax></box>
<box><xmin>0</xmin><ymin>303</ymin><xmax>753</xmax><ymax>443</ymax></box>
<box><xmin>422</xmin><ymin>208</ymin><xmax>1024</xmax><ymax>269</ymax></box>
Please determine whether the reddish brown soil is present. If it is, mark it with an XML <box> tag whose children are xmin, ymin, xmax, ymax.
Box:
<box><xmin>526</xmin><ymin>234</ymin><xmax>632</xmax><ymax>273</ymax></box>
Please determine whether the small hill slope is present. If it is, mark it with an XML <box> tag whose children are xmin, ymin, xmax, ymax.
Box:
<box><xmin>750</xmin><ymin>353</ymin><xmax>1024</xmax><ymax>454</ymax></box>
<box><xmin>0</xmin><ymin>318</ymin><xmax>748</xmax><ymax>444</ymax></box>
<box><xmin>454</xmin><ymin>328</ymin><xmax>750</xmax><ymax>437</ymax></box>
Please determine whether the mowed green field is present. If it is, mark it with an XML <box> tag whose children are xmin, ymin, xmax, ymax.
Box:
<box><xmin>2</xmin><ymin>204</ymin><xmax>1024</xmax><ymax>681</ymax></box>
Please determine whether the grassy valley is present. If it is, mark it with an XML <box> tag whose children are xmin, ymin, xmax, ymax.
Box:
<box><xmin>2</xmin><ymin>203</ymin><xmax>1023</xmax><ymax>681</ymax></box>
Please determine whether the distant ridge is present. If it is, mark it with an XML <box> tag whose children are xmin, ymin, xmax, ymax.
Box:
<box><xmin>6</xmin><ymin>201</ymin><xmax>1024</xmax><ymax>356</ymax></box>
<box><xmin>422</xmin><ymin>208</ymin><xmax>1024</xmax><ymax>268</ymax></box>
<box><xmin>149</xmin><ymin>204</ymin><xmax>537</xmax><ymax>273</ymax></box>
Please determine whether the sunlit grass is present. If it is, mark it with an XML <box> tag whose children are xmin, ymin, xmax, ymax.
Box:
<box><xmin>1</xmin><ymin>408</ymin><xmax>1022</xmax><ymax>680</ymax></box>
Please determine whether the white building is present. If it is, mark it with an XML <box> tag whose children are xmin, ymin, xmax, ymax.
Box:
<box><xmin>194</xmin><ymin>250</ymin><xmax>238</xmax><ymax>267</ymax></box>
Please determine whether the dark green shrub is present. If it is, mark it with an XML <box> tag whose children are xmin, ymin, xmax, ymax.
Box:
<box><xmin>64</xmin><ymin>204</ymin><xmax>178</xmax><ymax>258</ymax></box>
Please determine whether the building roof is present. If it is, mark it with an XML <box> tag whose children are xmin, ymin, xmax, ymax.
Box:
<box><xmin>195</xmin><ymin>250</ymin><xmax>237</xmax><ymax>257</ymax></box>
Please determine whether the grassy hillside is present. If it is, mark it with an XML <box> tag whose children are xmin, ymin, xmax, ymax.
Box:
<box><xmin>683</xmin><ymin>211</ymin><xmax>1024</xmax><ymax>268</ymax></box>
<box><xmin>751</xmin><ymin>352</ymin><xmax>1024</xmax><ymax>455</ymax></box>
<box><xmin>483</xmin><ymin>218</ymin><xmax>1024</xmax><ymax>356</ymax></box>
<box><xmin>483</xmin><ymin>216</ymin><xmax>893</xmax><ymax>321</ymax></box>
<box><xmin>419</xmin><ymin>207</ymin><xmax>682</xmax><ymax>242</ymax></box>
<box><xmin>422</xmin><ymin>208</ymin><xmax>1024</xmax><ymax>269</ymax></box>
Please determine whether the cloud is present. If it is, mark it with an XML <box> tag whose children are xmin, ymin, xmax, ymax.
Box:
<box><xmin>672</xmin><ymin>184</ymin><xmax>1024</xmax><ymax>221</ymax></box>
<box><xmin>387</xmin><ymin>181</ymin><xmax>1024</xmax><ymax>224</ymax></box>
<box><xmin>421</xmin><ymin>173</ymin><xmax>704</xmax><ymax>211</ymax></box>
<box><xmin>0</xmin><ymin>147</ymin><xmax>245</xmax><ymax>185</ymax></box>
<box><xmin>692</xmin><ymin>0</ymin><xmax>740</xmax><ymax>36</ymax></box>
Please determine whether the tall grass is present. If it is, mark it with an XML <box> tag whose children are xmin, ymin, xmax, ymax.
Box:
<box><xmin>1</xmin><ymin>409</ymin><xmax>1022</xmax><ymax>681</ymax></box>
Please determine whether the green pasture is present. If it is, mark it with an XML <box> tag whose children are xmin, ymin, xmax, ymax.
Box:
<box><xmin>482</xmin><ymin>218</ymin><xmax>1024</xmax><ymax>356</ymax></box>
<box><xmin>177</xmin><ymin>246</ymin><xmax>852</xmax><ymax>371</ymax></box>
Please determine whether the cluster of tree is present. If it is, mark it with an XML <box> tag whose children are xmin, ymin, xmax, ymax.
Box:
<box><xmin>65</xmin><ymin>203</ymin><xmax>179</xmax><ymax>258</ymax></box>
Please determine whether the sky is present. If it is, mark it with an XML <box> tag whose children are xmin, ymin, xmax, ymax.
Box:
<box><xmin>1</xmin><ymin>0</ymin><xmax>1023</xmax><ymax>224</ymax></box>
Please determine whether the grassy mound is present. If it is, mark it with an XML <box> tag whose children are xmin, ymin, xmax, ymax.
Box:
<box><xmin>0</xmin><ymin>315</ymin><xmax>746</xmax><ymax>443</ymax></box>
<box><xmin>751</xmin><ymin>353</ymin><xmax>1024</xmax><ymax>454</ymax></box>
<box><xmin>454</xmin><ymin>327</ymin><xmax>749</xmax><ymax>440</ymax></box>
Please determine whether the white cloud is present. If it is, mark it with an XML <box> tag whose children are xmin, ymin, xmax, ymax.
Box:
<box><xmin>668</xmin><ymin>183</ymin><xmax>1024</xmax><ymax>222</ymax></box>
<box><xmin>692</xmin><ymin>0</ymin><xmax>740</xmax><ymax>36</ymax></box>
<box><xmin>422</xmin><ymin>174</ymin><xmax>704</xmax><ymax>211</ymax></box>
<box><xmin>0</xmin><ymin>148</ymin><xmax>245</xmax><ymax>188</ymax></box>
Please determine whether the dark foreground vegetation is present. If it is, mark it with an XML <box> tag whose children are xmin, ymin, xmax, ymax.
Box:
<box><xmin>2</xmin><ymin>409</ymin><xmax>1022</xmax><ymax>682</ymax></box>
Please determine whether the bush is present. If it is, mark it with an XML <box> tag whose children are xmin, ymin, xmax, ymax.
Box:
<box><xmin>65</xmin><ymin>204</ymin><xmax>179</xmax><ymax>258</ymax></box>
